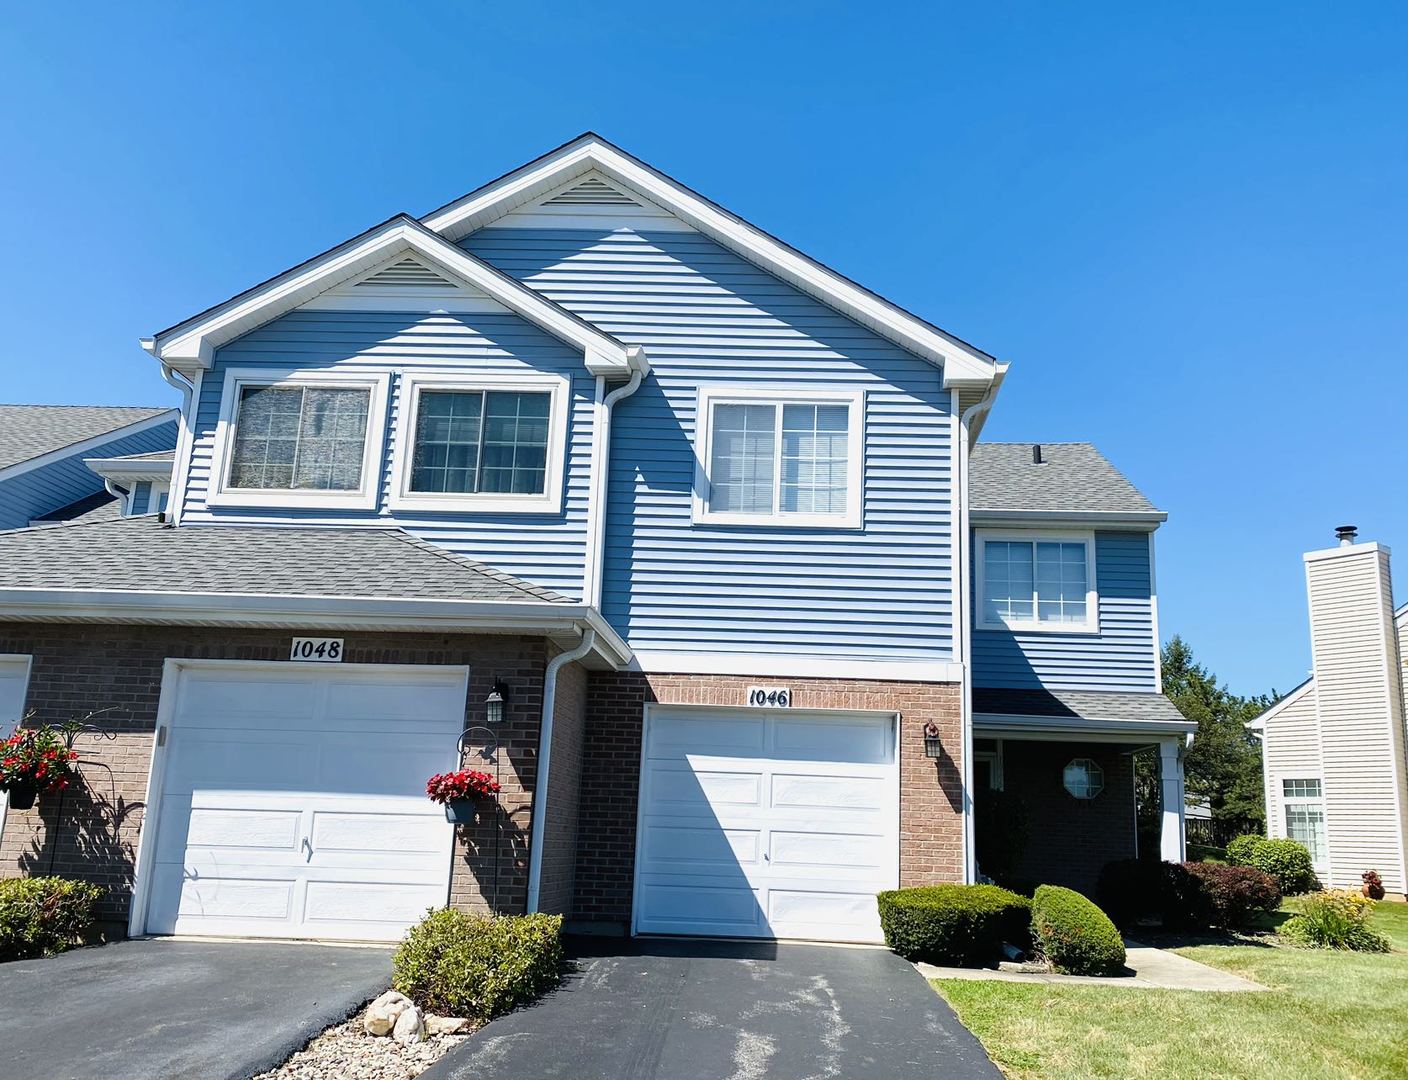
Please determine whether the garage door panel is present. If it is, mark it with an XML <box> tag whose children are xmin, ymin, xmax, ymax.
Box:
<box><xmin>156</xmin><ymin>878</ymin><xmax>296</xmax><ymax>926</ymax></box>
<box><xmin>635</xmin><ymin>707</ymin><xmax>898</xmax><ymax>944</ymax></box>
<box><xmin>311</xmin><ymin>810</ymin><xmax>448</xmax><ymax>855</ymax></box>
<box><xmin>178</xmin><ymin>674</ymin><xmax>320</xmax><ymax>722</ymax></box>
<box><xmin>185</xmin><ymin>806</ymin><xmax>302</xmax><ymax>850</ymax></box>
<box><xmin>164</xmin><ymin>735</ymin><xmax>310</xmax><ymax>792</ymax></box>
<box><xmin>317</xmin><ymin>743</ymin><xmax>454</xmax><ymax>793</ymax></box>
<box><xmin>303</xmin><ymin>880</ymin><xmax>444</xmax><ymax>926</ymax></box>
<box><xmin>323</xmin><ymin>678</ymin><xmax>466</xmax><ymax>723</ymax></box>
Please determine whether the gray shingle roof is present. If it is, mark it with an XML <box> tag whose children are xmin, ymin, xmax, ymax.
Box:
<box><xmin>0</xmin><ymin>516</ymin><xmax>569</xmax><ymax>604</ymax></box>
<box><xmin>970</xmin><ymin>442</ymin><xmax>1159</xmax><ymax>515</ymax></box>
<box><xmin>31</xmin><ymin>492</ymin><xmax>123</xmax><ymax>526</ymax></box>
<box><xmin>0</xmin><ymin>405</ymin><xmax>173</xmax><ymax>472</ymax></box>
<box><xmin>973</xmin><ymin>687</ymin><xmax>1187</xmax><ymax>724</ymax></box>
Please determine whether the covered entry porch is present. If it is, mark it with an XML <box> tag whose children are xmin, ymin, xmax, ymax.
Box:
<box><xmin>971</xmin><ymin>688</ymin><xmax>1196</xmax><ymax>896</ymax></box>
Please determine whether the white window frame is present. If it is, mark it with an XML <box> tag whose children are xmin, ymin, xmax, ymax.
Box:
<box><xmin>387</xmin><ymin>371</ymin><xmax>570</xmax><ymax>515</ymax></box>
<box><xmin>1281</xmin><ymin>777</ymin><xmax>1328</xmax><ymax>866</ymax></box>
<box><xmin>975</xmin><ymin>529</ymin><xmax>1099</xmax><ymax>634</ymax></box>
<box><xmin>1063</xmin><ymin>757</ymin><xmax>1105</xmax><ymax>800</ymax></box>
<box><xmin>974</xmin><ymin>742</ymin><xmax>1005</xmax><ymax>791</ymax></box>
<box><xmin>207</xmin><ymin>367</ymin><xmax>391</xmax><ymax>511</ymax></box>
<box><xmin>692</xmin><ymin>385</ymin><xmax>865</xmax><ymax>529</ymax></box>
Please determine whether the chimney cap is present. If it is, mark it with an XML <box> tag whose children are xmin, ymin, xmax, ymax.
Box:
<box><xmin>1335</xmin><ymin>524</ymin><xmax>1358</xmax><ymax>546</ymax></box>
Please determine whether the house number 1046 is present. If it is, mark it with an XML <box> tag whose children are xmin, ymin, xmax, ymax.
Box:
<box><xmin>747</xmin><ymin>686</ymin><xmax>791</xmax><ymax>708</ymax></box>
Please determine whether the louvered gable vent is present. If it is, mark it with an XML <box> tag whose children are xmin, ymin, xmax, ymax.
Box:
<box><xmin>354</xmin><ymin>258</ymin><xmax>458</xmax><ymax>290</ymax></box>
<box><xmin>543</xmin><ymin>177</ymin><xmax>641</xmax><ymax>206</ymax></box>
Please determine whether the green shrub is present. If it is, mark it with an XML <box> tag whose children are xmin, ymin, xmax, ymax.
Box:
<box><xmin>1096</xmin><ymin>859</ymin><xmax>1165</xmax><ymax>928</ymax></box>
<box><xmin>1282</xmin><ymin>890</ymin><xmax>1391</xmax><ymax>952</ymax></box>
<box><xmin>0</xmin><ymin>876</ymin><xmax>102</xmax><ymax>961</ymax></box>
<box><xmin>1225</xmin><ymin>835</ymin><xmax>1319</xmax><ymax>894</ymax></box>
<box><xmin>877</xmin><ymin>884</ymin><xmax>1031</xmax><ymax>966</ymax></box>
<box><xmin>1030</xmin><ymin>885</ymin><xmax>1125</xmax><ymax>975</ymax></box>
<box><xmin>392</xmin><ymin>909</ymin><xmax>563</xmax><ymax>1021</ymax></box>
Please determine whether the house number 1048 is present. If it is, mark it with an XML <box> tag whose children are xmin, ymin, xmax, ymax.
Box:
<box><xmin>747</xmin><ymin>686</ymin><xmax>791</xmax><ymax>708</ymax></box>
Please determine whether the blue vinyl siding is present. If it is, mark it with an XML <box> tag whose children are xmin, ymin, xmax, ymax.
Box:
<box><xmin>973</xmin><ymin>530</ymin><xmax>1157</xmax><ymax>691</ymax></box>
<box><xmin>462</xmin><ymin>227</ymin><xmax>956</xmax><ymax>661</ymax></box>
<box><xmin>0</xmin><ymin>421</ymin><xmax>178</xmax><ymax>530</ymax></box>
<box><xmin>180</xmin><ymin>309</ymin><xmax>594</xmax><ymax>598</ymax></box>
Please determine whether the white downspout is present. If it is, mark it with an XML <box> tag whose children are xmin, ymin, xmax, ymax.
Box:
<box><xmin>956</xmin><ymin>369</ymin><xmax>1005</xmax><ymax>882</ymax></box>
<box><xmin>581</xmin><ymin>349</ymin><xmax>647</xmax><ymax>607</ymax></box>
<box><xmin>525</xmin><ymin>628</ymin><xmax>597</xmax><ymax>913</ymax></box>
<box><xmin>156</xmin><ymin>359</ymin><xmax>196</xmax><ymax>526</ymax></box>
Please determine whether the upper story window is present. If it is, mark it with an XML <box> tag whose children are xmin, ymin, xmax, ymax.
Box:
<box><xmin>976</xmin><ymin>531</ymin><xmax>1098</xmax><ymax>633</ymax></box>
<box><xmin>388</xmin><ymin>372</ymin><xmax>569</xmax><ymax>514</ymax></box>
<box><xmin>208</xmin><ymin>368</ymin><xmax>390</xmax><ymax>511</ymax></box>
<box><xmin>1282</xmin><ymin>778</ymin><xmax>1327</xmax><ymax>864</ymax></box>
<box><xmin>692</xmin><ymin>386</ymin><xmax>864</xmax><ymax>528</ymax></box>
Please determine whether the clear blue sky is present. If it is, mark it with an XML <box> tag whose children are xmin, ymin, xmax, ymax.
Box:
<box><xmin>2</xmin><ymin>3</ymin><xmax>1403</xmax><ymax>696</ymax></box>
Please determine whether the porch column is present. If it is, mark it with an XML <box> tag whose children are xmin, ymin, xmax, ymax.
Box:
<box><xmin>1159</xmin><ymin>737</ymin><xmax>1187</xmax><ymax>862</ymax></box>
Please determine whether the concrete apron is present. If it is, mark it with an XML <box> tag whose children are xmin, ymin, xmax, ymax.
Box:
<box><xmin>916</xmin><ymin>940</ymin><xmax>1266</xmax><ymax>991</ymax></box>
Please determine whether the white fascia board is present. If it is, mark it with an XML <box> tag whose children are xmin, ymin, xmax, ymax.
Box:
<box><xmin>973</xmin><ymin>711</ymin><xmax>1198</xmax><ymax>742</ymax></box>
<box><xmin>146</xmin><ymin>217</ymin><xmax>633</xmax><ymax>376</ymax></box>
<box><xmin>84</xmin><ymin>456</ymin><xmax>174</xmax><ymax>482</ymax></box>
<box><xmin>628</xmin><ymin>650</ymin><xmax>964</xmax><ymax>684</ymax></box>
<box><xmin>1245</xmin><ymin>677</ymin><xmax>1316</xmax><ymax>731</ymax></box>
<box><xmin>969</xmin><ymin>509</ymin><xmax>1167</xmax><ymax>529</ymax></box>
<box><xmin>0</xmin><ymin>588</ymin><xmax>633</xmax><ymax>667</ymax></box>
<box><xmin>422</xmin><ymin>135</ymin><xmax>997</xmax><ymax>385</ymax></box>
<box><xmin>0</xmin><ymin>410</ymin><xmax>179</xmax><ymax>486</ymax></box>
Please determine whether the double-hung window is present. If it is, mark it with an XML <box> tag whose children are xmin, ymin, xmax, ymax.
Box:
<box><xmin>389</xmin><ymin>373</ymin><xmax>569</xmax><ymax>513</ymax></box>
<box><xmin>1282</xmin><ymin>778</ymin><xmax>1328</xmax><ymax>865</ymax></box>
<box><xmin>210</xmin><ymin>369</ymin><xmax>390</xmax><ymax>510</ymax></box>
<box><xmin>693</xmin><ymin>387</ymin><xmax>864</xmax><ymax>527</ymax></box>
<box><xmin>976</xmin><ymin>531</ymin><xmax>1097</xmax><ymax>632</ymax></box>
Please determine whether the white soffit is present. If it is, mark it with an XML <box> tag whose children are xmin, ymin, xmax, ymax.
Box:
<box><xmin>423</xmin><ymin>135</ymin><xmax>998</xmax><ymax>385</ymax></box>
<box><xmin>144</xmin><ymin>217</ymin><xmax>634</xmax><ymax>376</ymax></box>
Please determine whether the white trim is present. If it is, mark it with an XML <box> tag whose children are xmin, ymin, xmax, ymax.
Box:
<box><xmin>1158</xmin><ymin>738</ymin><xmax>1186</xmax><ymax>861</ymax></box>
<box><xmin>969</xmin><ymin>509</ymin><xmax>1165</xmax><ymax>528</ymax></box>
<box><xmin>387</xmin><ymin>371</ymin><xmax>570</xmax><ymax>515</ymax></box>
<box><xmin>1278</xmin><ymin>775</ymin><xmax>1330</xmax><ymax>872</ymax></box>
<box><xmin>205</xmin><ymin>367</ymin><xmax>391</xmax><ymax>511</ymax></box>
<box><xmin>973</xmin><ymin>742</ymin><xmax>1004</xmax><ymax>791</ymax></box>
<box><xmin>691</xmin><ymin>385</ymin><xmax>865</xmax><ymax>529</ymax></box>
<box><xmin>84</xmin><ymin>456</ymin><xmax>174</xmax><ymax>482</ymax></box>
<box><xmin>1245</xmin><ymin>677</ymin><xmax>1315</xmax><ymax>731</ymax></box>
<box><xmin>1149</xmin><ymin>531</ymin><xmax>1163</xmax><ymax>692</ymax></box>
<box><xmin>421</xmin><ymin>136</ymin><xmax>996</xmax><ymax>386</ymax></box>
<box><xmin>0</xmin><ymin>654</ymin><xmax>34</xmax><ymax>848</ymax></box>
<box><xmin>145</xmin><ymin>217</ymin><xmax>637</xmax><ymax>377</ymax></box>
<box><xmin>974</xmin><ymin>712</ymin><xmax>1197</xmax><ymax>743</ymax></box>
<box><xmin>627</xmin><ymin>651</ymin><xmax>964</xmax><ymax>683</ymax></box>
<box><xmin>974</xmin><ymin>529</ymin><xmax>1099</xmax><ymax>635</ymax></box>
<box><xmin>128</xmin><ymin>658</ymin><xmax>471</xmax><ymax>938</ymax></box>
<box><xmin>162</xmin><ymin>366</ymin><xmax>199</xmax><ymax>526</ymax></box>
<box><xmin>0</xmin><ymin>410</ymin><xmax>178</xmax><ymax>485</ymax></box>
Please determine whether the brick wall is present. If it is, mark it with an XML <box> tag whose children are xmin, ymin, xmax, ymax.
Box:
<box><xmin>0</xmin><ymin>623</ymin><xmax>552</xmax><ymax>923</ymax></box>
<box><xmin>1000</xmin><ymin>740</ymin><xmax>1136</xmax><ymax>896</ymax></box>
<box><xmin>574</xmin><ymin>672</ymin><xmax>964</xmax><ymax>930</ymax></box>
<box><xmin>535</xmin><ymin>660</ymin><xmax>588</xmax><ymax>917</ymax></box>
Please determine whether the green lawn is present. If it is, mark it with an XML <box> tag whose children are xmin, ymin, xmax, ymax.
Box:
<box><xmin>933</xmin><ymin>901</ymin><xmax>1408</xmax><ymax>1080</ymax></box>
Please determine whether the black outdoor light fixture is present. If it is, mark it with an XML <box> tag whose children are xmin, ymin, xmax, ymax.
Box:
<box><xmin>923</xmin><ymin>721</ymin><xmax>942</xmax><ymax>759</ymax></box>
<box><xmin>485</xmin><ymin>681</ymin><xmax>509</xmax><ymax>724</ymax></box>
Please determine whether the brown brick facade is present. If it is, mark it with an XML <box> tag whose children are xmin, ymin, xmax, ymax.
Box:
<box><xmin>0</xmin><ymin>623</ymin><xmax>559</xmax><ymax>924</ymax></box>
<box><xmin>999</xmin><ymin>740</ymin><xmax>1137</xmax><ymax>896</ymax></box>
<box><xmin>574</xmin><ymin>672</ymin><xmax>964</xmax><ymax>931</ymax></box>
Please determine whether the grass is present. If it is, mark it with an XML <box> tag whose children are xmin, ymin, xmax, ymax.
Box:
<box><xmin>933</xmin><ymin>900</ymin><xmax>1408</xmax><ymax>1079</ymax></box>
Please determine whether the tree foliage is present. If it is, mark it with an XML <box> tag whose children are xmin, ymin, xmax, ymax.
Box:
<box><xmin>1161</xmin><ymin>635</ymin><xmax>1273</xmax><ymax>839</ymax></box>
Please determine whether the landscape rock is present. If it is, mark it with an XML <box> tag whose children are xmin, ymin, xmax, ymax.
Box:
<box><xmin>363</xmin><ymin>990</ymin><xmax>413</xmax><ymax>1036</ymax></box>
<box><xmin>392</xmin><ymin>1004</ymin><xmax>427</xmax><ymax>1046</ymax></box>
<box><xmin>425</xmin><ymin>1015</ymin><xmax>471</xmax><ymax>1036</ymax></box>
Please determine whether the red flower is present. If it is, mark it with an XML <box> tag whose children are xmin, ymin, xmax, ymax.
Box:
<box><xmin>425</xmin><ymin>769</ymin><xmax>501</xmax><ymax>804</ymax></box>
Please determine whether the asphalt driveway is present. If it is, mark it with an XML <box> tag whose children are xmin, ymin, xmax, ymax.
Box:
<box><xmin>0</xmin><ymin>938</ymin><xmax>390</xmax><ymax>1080</ymax></box>
<box><xmin>421</xmin><ymin>936</ymin><xmax>1000</xmax><ymax>1080</ymax></box>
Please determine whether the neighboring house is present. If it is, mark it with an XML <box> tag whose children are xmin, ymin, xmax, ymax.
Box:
<box><xmin>0</xmin><ymin>134</ymin><xmax>1189</xmax><ymax>945</ymax></box>
<box><xmin>0</xmin><ymin>405</ymin><xmax>178</xmax><ymax>529</ymax></box>
<box><xmin>1248</xmin><ymin>527</ymin><xmax>1408</xmax><ymax>900</ymax></box>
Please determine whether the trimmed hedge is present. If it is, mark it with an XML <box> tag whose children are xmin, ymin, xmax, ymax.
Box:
<box><xmin>1225</xmin><ymin>835</ymin><xmax>1319</xmax><ymax>895</ymax></box>
<box><xmin>392</xmin><ymin>909</ymin><xmax>563</xmax><ymax>1022</ymax></box>
<box><xmin>1030</xmin><ymin>885</ymin><xmax>1125</xmax><ymax>976</ymax></box>
<box><xmin>877</xmin><ymin>884</ymin><xmax>1031</xmax><ymax>966</ymax></box>
<box><xmin>1098</xmin><ymin>858</ymin><xmax>1281</xmax><ymax>930</ymax></box>
<box><xmin>0</xmin><ymin>877</ymin><xmax>103</xmax><ymax>961</ymax></box>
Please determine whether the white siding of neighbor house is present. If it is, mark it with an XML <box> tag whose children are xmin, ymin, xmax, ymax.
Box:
<box><xmin>1261</xmin><ymin>683</ymin><xmax>1323</xmax><ymax>856</ymax></box>
<box><xmin>1303</xmin><ymin>543</ymin><xmax>1408</xmax><ymax>894</ymax></box>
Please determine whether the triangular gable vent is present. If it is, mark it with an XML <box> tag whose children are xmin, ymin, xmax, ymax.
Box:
<box><xmin>354</xmin><ymin>257</ymin><xmax>459</xmax><ymax>290</ymax></box>
<box><xmin>543</xmin><ymin>177</ymin><xmax>641</xmax><ymax>206</ymax></box>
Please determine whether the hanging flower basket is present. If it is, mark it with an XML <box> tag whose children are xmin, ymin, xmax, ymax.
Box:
<box><xmin>426</xmin><ymin>770</ymin><xmax>501</xmax><ymax>823</ymax></box>
<box><xmin>0</xmin><ymin>725</ymin><xmax>79</xmax><ymax>810</ymax></box>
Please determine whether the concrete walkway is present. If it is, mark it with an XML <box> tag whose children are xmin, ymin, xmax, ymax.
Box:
<box><xmin>916</xmin><ymin>939</ymin><xmax>1265</xmax><ymax>991</ymax></box>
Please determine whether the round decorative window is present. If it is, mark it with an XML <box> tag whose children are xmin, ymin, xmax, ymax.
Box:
<box><xmin>1063</xmin><ymin>758</ymin><xmax>1104</xmax><ymax>800</ymax></box>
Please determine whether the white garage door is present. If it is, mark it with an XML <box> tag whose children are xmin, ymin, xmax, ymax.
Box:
<box><xmin>634</xmin><ymin>706</ymin><xmax>898</xmax><ymax>943</ymax></box>
<box><xmin>141</xmin><ymin>662</ymin><xmax>466</xmax><ymax>942</ymax></box>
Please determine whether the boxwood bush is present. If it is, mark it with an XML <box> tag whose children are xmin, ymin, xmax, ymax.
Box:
<box><xmin>1029</xmin><ymin>885</ymin><xmax>1125</xmax><ymax>975</ymax></box>
<box><xmin>876</xmin><ymin>884</ymin><xmax>1030</xmax><ymax>966</ymax></box>
<box><xmin>1225</xmin><ymin>835</ymin><xmax>1319</xmax><ymax>894</ymax></box>
<box><xmin>393</xmin><ymin>909</ymin><xmax>563</xmax><ymax>1021</ymax></box>
<box><xmin>0</xmin><ymin>876</ymin><xmax>103</xmax><ymax>961</ymax></box>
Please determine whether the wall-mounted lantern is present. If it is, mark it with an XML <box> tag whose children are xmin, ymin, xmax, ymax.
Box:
<box><xmin>923</xmin><ymin>721</ymin><xmax>942</xmax><ymax>759</ymax></box>
<box><xmin>485</xmin><ymin>681</ymin><xmax>509</xmax><ymax>725</ymax></box>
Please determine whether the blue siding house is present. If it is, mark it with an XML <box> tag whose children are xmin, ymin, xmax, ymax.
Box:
<box><xmin>0</xmin><ymin>136</ymin><xmax>1191</xmax><ymax>941</ymax></box>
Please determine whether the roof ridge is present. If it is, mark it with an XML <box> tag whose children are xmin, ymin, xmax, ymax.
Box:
<box><xmin>0</xmin><ymin>403</ymin><xmax>170</xmax><ymax>411</ymax></box>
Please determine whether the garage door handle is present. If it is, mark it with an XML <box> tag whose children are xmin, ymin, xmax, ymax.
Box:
<box><xmin>302</xmin><ymin>837</ymin><xmax>313</xmax><ymax>861</ymax></box>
